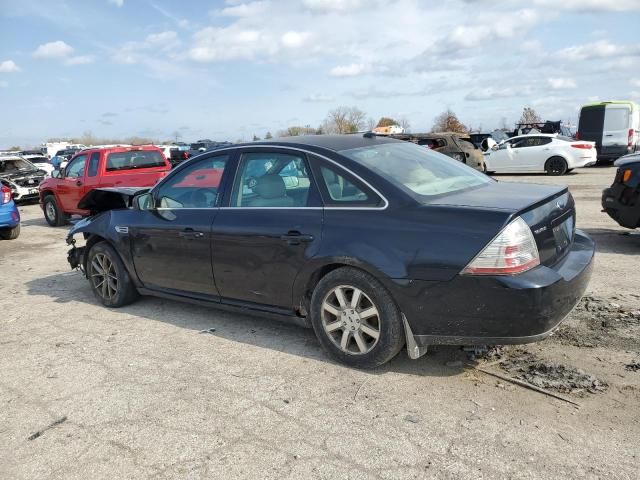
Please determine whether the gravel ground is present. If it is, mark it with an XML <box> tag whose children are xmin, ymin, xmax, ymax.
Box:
<box><xmin>1</xmin><ymin>166</ymin><xmax>639</xmax><ymax>479</ymax></box>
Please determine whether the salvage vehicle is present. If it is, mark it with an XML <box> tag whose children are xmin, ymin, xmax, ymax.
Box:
<box><xmin>38</xmin><ymin>145</ymin><xmax>171</xmax><ymax>226</ymax></box>
<box><xmin>65</xmin><ymin>135</ymin><xmax>594</xmax><ymax>368</ymax></box>
<box><xmin>20</xmin><ymin>154</ymin><xmax>55</xmax><ymax>176</ymax></box>
<box><xmin>577</xmin><ymin>101</ymin><xmax>639</xmax><ymax>164</ymax></box>
<box><xmin>0</xmin><ymin>155</ymin><xmax>47</xmax><ymax>202</ymax></box>
<box><xmin>483</xmin><ymin>134</ymin><xmax>597</xmax><ymax>175</ymax></box>
<box><xmin>0</xmin><ymin>183</ymin><xmax>20</xmax><ymax>240</ymax></box>
<box><xmin>601</xmin><ymin>153</ymin><xmax>640</xmax><ymax>229</ymax></box>
<box><xmin>389</xmin><ymin>132</ymin><xmax>484</xmax><ymax>171</ymax></box>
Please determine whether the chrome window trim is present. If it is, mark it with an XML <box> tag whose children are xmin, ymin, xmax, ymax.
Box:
<box><xmin>163</xmin><ymin>144</ymin><xmax>389</xmax><ymax>211</ymax></box>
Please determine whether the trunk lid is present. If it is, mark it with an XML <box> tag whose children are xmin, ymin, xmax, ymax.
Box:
<box><xmin>426</xmin><ymin>181</ymin><xmax>575</xmax><ymax>266</ymax></box>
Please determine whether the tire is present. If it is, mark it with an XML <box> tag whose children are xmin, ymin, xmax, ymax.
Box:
<box><xmin>86</xmin><ymin>241</ymin><xmax>139</xmax><ymax>308</ymax></box>
<box><xmin>43</xmin><ymin>195</ymin><xmax>66</xmax><ymax>227</ymax></box>
<box><xmin>0</xmin><ymin>224</ymin><xmax>20</xmax><ymax>240</ymax></box>
<box><xmin>309</xmin><ymin>267</ymin><xmax>405</xmax><ymax>369</ymax></box>
<box><xmin>545</xmin><ymin>156</ymin><xmax>568</xmax><ymax>176</ymax></box>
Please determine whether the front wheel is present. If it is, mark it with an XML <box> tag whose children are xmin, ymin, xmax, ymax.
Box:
<box><xmin>545</xmin><ymin>156</ymin><xmax>568</xmax><ymax>176</ymax></box>
<box><xmin>43</xmin><ymin>195</ymin><xmax>67</xmax><ymax>226</ymax></box>
<box><xmin>87</xmin><ymin>241</ymin><xmax>139</xmax><ymax>307</ymax></box>
<box><xmin>310</xmin><ymin>267</ymin><xmax>405</xmax><ymax>369</ymax></box>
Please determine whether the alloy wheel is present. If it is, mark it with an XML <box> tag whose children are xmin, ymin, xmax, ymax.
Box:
<box><xmin>321</xmin><ymin>285</ymin><xmax>381</xmax><ymax>355</ymax></box>
<box><xmin>548</xmin><ymin>158</ymin><xmax>565</xmax><ymax>174</ymax></box>
<box><xmin>90</xmin><ymin>253</ymin><xmax>119</xmax><ymax>300</ymax></box>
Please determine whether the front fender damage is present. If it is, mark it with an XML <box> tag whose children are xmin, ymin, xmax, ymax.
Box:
<box><xmin>65</xmin><ymin>213</ymin><xmax>111</xmax><ymax>273</ymax></box>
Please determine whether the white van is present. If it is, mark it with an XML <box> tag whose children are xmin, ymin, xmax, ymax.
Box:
<box><xmin>577</xmin><ymin>101</ymin><xmax>639</xmax><ymax>163</ymax></box>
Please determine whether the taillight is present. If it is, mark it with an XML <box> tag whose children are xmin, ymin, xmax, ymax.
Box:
<box><xmin>182</xmin><ymin>152</ymin><xmax>189</xmax><ymax>159</ymax></box>
<box><xmin>1</xmin><ymin>184</ymin><xmax>12</xmax><ymax>204</ymax></box>
<box><xmin>462</xmin><ymin>217</ymin><xmax>540</xmax><ymax>275</ymax></box>
<box><xmin>628</xmin><ymin>129</ymin><xmax>634</xmax><ymax>149</ymax></box>
<box><xmin>575</xmin><ymin>132</ymin><xmax>580</xmax><ymax>140</ymax></box>
<box><xmin>571</xmin><ymin>143</ymin><xmax>592</xmax><ymax>149</ymax></box>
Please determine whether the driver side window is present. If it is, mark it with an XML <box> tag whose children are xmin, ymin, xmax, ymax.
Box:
<box><xmin>156</xmin><ymin>155</ymin><xmax>229</xmax><ymax>209</ymax></box>
<box><xmin>65</xmin><ymin>154</ymin><xmax>87</xmax><ymax>178</ymax></box>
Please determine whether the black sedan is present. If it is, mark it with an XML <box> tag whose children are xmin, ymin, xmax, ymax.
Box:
<box><xmin>602</xmin><ymin>153</ymin><xmax>640</xmax><ymax>229</ymax></box>
<box><xmin>66</xmin><ymin>135</ymin><xmax>595</xmax><ymax>368</ymax></box>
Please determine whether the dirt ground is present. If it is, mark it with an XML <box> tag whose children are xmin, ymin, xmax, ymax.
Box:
<box><xmin>1</xmin><ymin>167</ymin><xmax>638</xmax><ymax>479</ymax></box>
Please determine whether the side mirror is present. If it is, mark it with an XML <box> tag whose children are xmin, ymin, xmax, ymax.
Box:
<box><xmin>133</xmin><ymin>192</ymin><xmax>155</xmax><ymax>210</ymax></box>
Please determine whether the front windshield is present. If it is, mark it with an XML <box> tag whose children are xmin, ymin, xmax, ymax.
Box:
<box><xmin>0</xmin><ymin>158</ymin><xmax>36</xmax><ymax>173</ymax></box>
<box><xmin>340</xmin><ymin>142</ymin><xmax>492</xmax><ymax>198</ymax></box>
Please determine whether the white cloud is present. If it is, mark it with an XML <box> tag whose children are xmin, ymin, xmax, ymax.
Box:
<box><xmin>0</xmin><ymin>80</ymin><xmax>8</xmax><ymax>88</ymax></box>
<box><xmin>33</xmin><ymin>41</ymin><xmax>74</xmax><ymax>59</ymax></box>
<box><xmin>220</xmin><ymin>1</ymin><xmax>269</xmax><ymax>17</ymax></box>
<box><xmin>281</xmin><ymin>31</ymin><xmax>310</xmax><ymax>49</ymax></box>
<box><xmin>64</xmin><ymin>55</ymin><xmax>95</xmax><ymax>66</ymax></box>
<box><xmin>631</xmin><ymin>80</ymin><xmax>640</xmax><ymax>88</ymax></box>
<box><xmin>302</xmin><ymin>0</ymin><xmax>363</xmax><ymax>12</ymax></box>
<box><xmin>556</xmin><ymin>40</ymin><xmax>640</xmax><ymax>61</ymax></box>
<box><xmin>145</xmin><ymin>31</ymin><xmax>179</xmax><ymax>47</ymax></box>
<box><xmin>108</xmin><ymin>0</ymin><xmax>124</xmax><ymax>7</ymax></box>
<box><xmin>329</xmin><ymin>63</ymin><xmax>370</xmax><ymax>77</ymax></box>
<box><xmin>532</xmin><ymin>0</ymin><xmax>640</xmax><ymax>11</ymax></box>
<box><xmin>548</xmin><ymin>77</ymin><xmax>576</xmax><ymax>90</ymax></box>
<box><xmin>0</xmin><ymin>60</ymin><xmax>20</xmax><ymax>73</ymax></box>
<box><xmin>189</xmin><ymin>27</ymin><xmax>276</xmax><ymax>61</ymax></box>
<box><xmin>303</xmin><ymin>93</ymin><xmax>335</xmax><ymax>102</ymax></box>
<box><xmin>112</xmin><ymin>31</ymin><xmax>180</xmax><ymax>64</ymax></box>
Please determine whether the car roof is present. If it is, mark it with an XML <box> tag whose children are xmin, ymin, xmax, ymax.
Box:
<box><xmin>78</xmin><ymin>145</ymin><xmax>163</xmax><ymax>154</ymax></box>
<box><xmin>509</xmin><ymin>133</ymin><xmax>558</xmax><ymax>141</ymax></box>
<box><xmin>255</xmin><ymin>134</ymin><xmax>402</xmax><ymax>152</ymax></box>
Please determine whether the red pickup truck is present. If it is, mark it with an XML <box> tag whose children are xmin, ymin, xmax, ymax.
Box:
<box><xmin>39</xmin><ymin>146</ymin><xmax>171</xmax><ymax>226</ymax></box>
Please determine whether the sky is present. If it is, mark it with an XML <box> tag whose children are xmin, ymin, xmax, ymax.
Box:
<box><xmin>1</xmin><ymin>0</ymin><xmax>639</xmax><ymax>148</ymax></box>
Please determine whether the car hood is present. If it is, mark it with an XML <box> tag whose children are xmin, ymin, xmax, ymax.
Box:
<box><xmin>77</xmin><ymin>187</ymin><xmax>150</xmax><ymax>214</ymax></box>
<box><xmin>0</xmin><ymin>169</ymin><xmax>43</xmax><ymax>180</ymax></box>
<box><xmin>423</xmin><ymin>181</ymin><xmax>567</xmax><ymax>212</ymax></box>
<box><xmin>614</xmin><ymin>154</ymin><xmax>640</xmax><ymax>167</ymax></box>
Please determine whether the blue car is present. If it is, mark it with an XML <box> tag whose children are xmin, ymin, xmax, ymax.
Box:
<box><xmin>0</xmin><ymin>183</ymin><xmax>20</xmax><ymax>240</ymax></box>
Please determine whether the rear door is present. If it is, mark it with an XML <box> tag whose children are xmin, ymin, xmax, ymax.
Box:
<box><xmin>211</xmin><ymin>148</ymin><xmax>323</xmax><ymax>310</ymax></box>
<box><xmin>516</xmin><ymin>136</ymin><xmax>552</xmax><ymax>171</ymax></box>
<box><xmin>578</xmin><ymin>105</ymin><xmax>605</xmax><ymax>150</ymax></box>
<box><xmin>129</xmin><ymin>153</ymin><xmax>232</xmax><ymax>297</ymax></box>
<box><xmin>603</xmin><ymin>104</ymin><xmax>631</xmax><ymax>152</ymax></box>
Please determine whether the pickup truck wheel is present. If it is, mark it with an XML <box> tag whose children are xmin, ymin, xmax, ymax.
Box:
<box><xmin>545</xmin><ymin>157</ymin><xmax>568</xmax><ymax>176</ymax></box>
<box><xmin>0</xmin><ymin>224</ymin><xmax>20</xmax><ymax>240</ymax></box>
<box><xmin>87</xmin><ymin>241</ymin><xmax>139</xmax><ymax>308</ymax></box>
<box><xmin>43</xmin><ymin>195</ymin><xmax>66</xmax><ymax>227</ymax></box>
<box><xmin>310</xmin><ymin>267</ymin><xmax>405</xmax><ymax>369</ymax></box>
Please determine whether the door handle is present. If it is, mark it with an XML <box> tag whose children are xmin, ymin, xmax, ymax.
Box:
<box><xmin>76</xmin><ymin>180</ymin><xmax>83</xmax><ymax>186</ymax></box>
<box><xmin>280</xmin><ymin>231</ymin><xmax>314</xmax><ymax>245</ymax></box>
<box><xmin>179</xmin><ymin>229</ymin><xmax>204</xmax><ymax>239</ymax></box>
<box><xmin>605</xmin><ymin>134</ymin><xmax>614</xmax><ymax>137</ymax></box>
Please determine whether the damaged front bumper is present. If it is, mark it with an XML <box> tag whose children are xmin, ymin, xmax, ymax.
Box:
<box><xmin>67</xmin><ymin>242</ymin><xmax>86</xmax><ymax>271</ymax></box>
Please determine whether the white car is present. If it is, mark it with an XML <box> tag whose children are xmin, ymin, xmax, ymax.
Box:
<box><xmin>21</xmin><ymin>154</ymin><xmax>55</xmax><ymax>176</ymax></box>
<box><xmin>484</xmin><ymin>134</ymin><xmax>597</xmax><ymax>175</ymax></box>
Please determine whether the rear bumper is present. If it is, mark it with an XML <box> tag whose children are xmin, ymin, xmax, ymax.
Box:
<box><xmin>388</xmin><ymin>230</ymin><xmax>595</xmax><ymax>345</ymax></box>
<box><xmin>602</xmin><ymin>186</ymin><xmax>640</xmax><ymax>229</ymax></box>
<box><xmin>597</xmin><ymin>146</ymin><xmax>630</xmax><ymax>162</ymax></box>
<box><xmin>0</xmin><ymin>202</ymin><xmax>20</xmax><ymax>229</ymax></box>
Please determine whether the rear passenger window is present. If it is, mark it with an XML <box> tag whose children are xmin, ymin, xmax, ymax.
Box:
<box><xmin>317</xmin><ymin>164</ymin><xmax>378</xmax><ymax>206</ymax></box>
<box><xmin>87</xmin><ymin>152</ymin><xmax>100</xmax><ymax>177</ymax></box>
<box><xmin>106</xmin><ymin>150</ymin><xmax>166</xmax><ymax>171</ymax></box>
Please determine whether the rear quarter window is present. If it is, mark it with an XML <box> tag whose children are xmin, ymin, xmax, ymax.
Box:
<box><xmin>106</xmin><ymin>151</ymin><xmax>166</xmax><ymax>172</ymax></box>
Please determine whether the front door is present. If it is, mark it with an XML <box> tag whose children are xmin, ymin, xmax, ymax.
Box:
<box><xmin>130</xmin><ymin>154</ymin><xmax>231</xmax><ymax>297</ymax></box>
<box><xmin>211</xmin><ymin>149</ymin><xmax>323</xmax><ymax>310</ymax></box>
<box><xmin>57</xmin><ymin>153</ymin><xmax>88</xmax><ymax>213</ymax></box>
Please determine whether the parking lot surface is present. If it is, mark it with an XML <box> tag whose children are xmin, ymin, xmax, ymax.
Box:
<box><xmin>1</xmin><ymin>167</ymin><xmax>639</xmax><ymax>479</ymax></box>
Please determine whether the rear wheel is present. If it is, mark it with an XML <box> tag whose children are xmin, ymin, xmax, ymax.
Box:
<box><xmin>310</xmin><ymin>267</ymin><xmax>405</xmax><ymax>369</ymax></box>
<box><xmin>545</xmin><ymin>156</ymin><xmax>568</xmax><ymax>176</ymax></box>
<box><xmin>87</xmin><ymin>241</ymin><xmax>139</xmax><ymax>308</ymax></box>
<box><xmin>0</xmin><ymin>224</ymin><xmax>20</xmax><ymax>240</ymax></box>
<box><xmin>43</xmin><ymin>195</ymin><xmax>66</xmax><ymax>226</ymax></box>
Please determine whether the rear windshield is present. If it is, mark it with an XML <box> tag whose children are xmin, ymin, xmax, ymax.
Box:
<box><xmin>604</xmin><ymin>107</ymin><xmax>630</xmax><ymax>131</ymax></box>
<box><xmin>106</xmin><ymin>150</ymin><xmax>166</xmax><ymax>171</ymax></box>
<box><xmin>340</xmin><ymin>142</ymin><xmax>492</xmax><ymax>199</ymax></box>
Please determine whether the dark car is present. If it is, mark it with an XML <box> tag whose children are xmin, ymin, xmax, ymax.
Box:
<box><xmin>602</xmin><ymin>153</ymin><xmax>640</xmax><ymax>229</ymax></box>
<box><xmin>54</xmin><ymin>148</ymin><xmax>82</xmax><ymax>160</ymax></box>
<box><xmin>65</xmin><ymin>135</ymin><xmax>594</xmax><ymax>368</ymax></box>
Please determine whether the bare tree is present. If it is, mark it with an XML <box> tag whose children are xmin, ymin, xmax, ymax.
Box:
<box><xmin>366</xmin><ymin>117</ymin><xmax>377</xmax><ymax>131</ymax></box>
<box><xmin>265</xmin><ymin>131</ymin><xmax>273</xmax><ymax>139</ymax></box>
<box><xmin>323</xmin><ymin>106</ymin><xmax>367</xmax><ymax>134</ymax></box>
<box><xmin>277</xmin><ymin>126</ymin><xmax>317</xmax><ymax>137</ymax></box>
<box><xmin>518</xmin><ymin>107</ymin><xmax>542</xmax><ymax>125</ymax></box>
<box><xmin>397</xmin><ymin>116</ymin><xmax>411</xmax><ymax>133</ymax></box>
<box><xmin>431</xmin><ymin>109</ymin><xmax>468</xmax><ymax>134</ymax></box>
<box><xmin>252</xmin><ymin>134</ymin><xmax>260</xmax><ymax>141</ymax></box>
<box><xmin>172</xmin><ymin>130</ymin><xmax>182</xmax><ymax>143</ymax></box>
